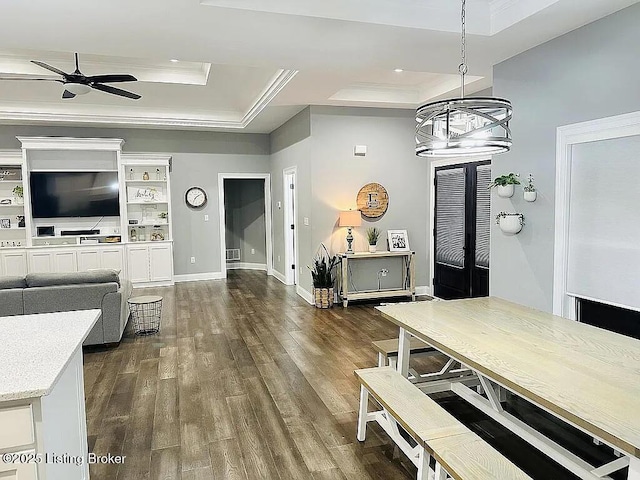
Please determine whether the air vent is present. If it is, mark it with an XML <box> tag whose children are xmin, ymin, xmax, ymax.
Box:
<box><xmin>226</xmin><ymin>249</ymin><xmax>240</xmax><ymax>261</ymax></box>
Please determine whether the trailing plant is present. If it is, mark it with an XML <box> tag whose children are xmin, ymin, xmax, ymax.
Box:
<box><xmin>523</xmin><ymin>174</ymin><xmax>536</xmax><ymax>192</ymax></box>
<box><xmin>488</xmin><ymin>173</ymin><xmax>520</xmax><ymax>189</ymax></box>
<box><xmin>12</xmin><ymin>185</ymin><xmax>23</xmax><ymax>197</ymax></box>
<box><xmin>159</xmin><ymin>211</ymin><xmax>169</xmax><ymax>219</ymax></box>
<box><xmin>307</xmin><ymin>243</ymin><xmax>338</xmax><ymax>288</ymax></box>
<box><xmin>495</xmin><ymin>212</ymin><xmax>525</xmax><ymax>226</ymax></box>
<box><xmin>366</xmin><ymin>227</ymin><xmax>381</xmax><ymax>246</ymax></box>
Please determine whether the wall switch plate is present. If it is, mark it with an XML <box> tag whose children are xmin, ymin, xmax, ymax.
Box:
<box><xmin>190</xmin><ymin>256</ymin><xmax>196</xmax><ymax>264</ymax></box>
<box><xmin>354</xmin><ymin>145</ymin><xmax>367</xmax><ymax>156</ymax></box>
<box><xmin>303</xmin><ymin>217</ymin><xmax>309</xmax><ymax>226</ymax></box>
<box><xmin>277</xmin><ymin>201</ymin><xmax>282</xmax><ymax>209</ymax></box>
<box><xmin>251</xmin><ymin>248</ymin><xmax>255</xmax><ymax>255</ymax></box>
<box><xmin>204</xmin><ymin>214</ymin><xmax>209</xmax><ymax>221</ymax></box>
<box><xmin>278</xmin><ymin>255</ymin><xmax>281</xmax><ymax>262</ymax></box>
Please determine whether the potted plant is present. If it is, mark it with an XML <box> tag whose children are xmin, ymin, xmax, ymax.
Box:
<box><xmin>488</xmin><ymin>173</ymin><xmax>520</xmax><ymax>198</ymax></box>
<box><xmin>159</xmin><ymin>211</ymin><xmax>169</xmax><ymax>222</ymax></box>
<box><xmin>523</xmin><ymin>174</ymin><xmax>537</xmax><ymax>202</ymax></box>
<box><xmin>496</xmin><ymin>212</ymin><xmax>524</xmax><ymax>235</ymax></box>
<box><xmin>366</xmin><ymin>227</ymin><xmax>381</xmax><ymax>253</ymax></box>
<box><xmin>307</xmin><ymin>243</ymin><xmax>338</xmax><ymax>308</ymax></box>
<box><xmin>12</xmin><ymin>185</ymin><xmax>23</xmax><ymax>205</ymax></box>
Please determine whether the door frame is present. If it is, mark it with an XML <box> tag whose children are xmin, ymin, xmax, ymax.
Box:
<box><xmin>429</xmin><ymin>156</ymin><xmax>491</xmax><ymax>297</ymax></box>
<box><xmin>283</xmin><ymin>166</ymin><xmax>298</xmax><ymax>286</ymax></box>
<box><xmin>218</xmin><ymin>173</ymin><xmax>273</xmax><ymax>279</ymax></box>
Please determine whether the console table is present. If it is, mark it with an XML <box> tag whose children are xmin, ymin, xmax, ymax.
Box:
<box><xmin>338</xmin><ymin>251</ymin><xmax>415</xmax><ymax>307</ymax></box>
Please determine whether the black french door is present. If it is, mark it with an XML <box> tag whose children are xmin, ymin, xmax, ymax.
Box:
<box><xmin>433</xmin><ymin>161</ymin><xmax>491</xmax><ymax>299</ymax></box>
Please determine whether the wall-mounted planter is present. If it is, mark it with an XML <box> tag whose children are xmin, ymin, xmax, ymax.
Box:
<box><xmin>497</xmin><ymin>184</ymin><xmax>515</xmax><ymax>198</ymax></box>
<box><xmin>496</xmin><ymin>212</ymin><xmax>524</xmax><ymax>235</ymax></box>
<box><xmin>524</xmin><ymin>190</ymin><xmax>537</xmax><ymax>202</ymax></box>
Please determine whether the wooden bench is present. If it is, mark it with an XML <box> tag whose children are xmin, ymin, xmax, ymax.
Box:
<box><xmin>355</xmin><ymin>367</ymin><xmax>531</xmax><ymax>480</ymax></box>
<box><xmin>372</xmin><ymin>337</ymin><xmax>438</xmax><ymax>368</ymax></box>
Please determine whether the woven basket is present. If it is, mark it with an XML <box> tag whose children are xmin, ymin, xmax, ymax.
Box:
<box><xmin>314</xmin><ymin>287</ymin><xmax>334</xmax><ymax>309</ymax></box>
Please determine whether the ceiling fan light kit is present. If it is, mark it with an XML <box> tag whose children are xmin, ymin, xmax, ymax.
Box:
<box><xmin>415</xmin><ymin>0</ymin><xmax>513</xmax><ymax>157</ymax></box>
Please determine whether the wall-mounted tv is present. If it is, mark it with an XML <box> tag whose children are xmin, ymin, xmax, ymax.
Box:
<box><xmin>30</xmin><ymin>172</ymin><xmax>120</xmax><ymax>218</ymax></box>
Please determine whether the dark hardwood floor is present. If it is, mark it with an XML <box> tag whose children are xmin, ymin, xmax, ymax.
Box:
<box><xmin>83</xmin><ymin>270</ymin><xmax>624</xmax><ymax>480</ymax></box>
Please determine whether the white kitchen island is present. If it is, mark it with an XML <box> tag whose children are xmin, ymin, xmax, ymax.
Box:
<box><xmin>0</xmin><ymin>310</ymin><xmax>100</xmax><ymax>480</ymax></box>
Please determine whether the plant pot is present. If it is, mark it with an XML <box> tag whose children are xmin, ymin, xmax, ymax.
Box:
<box><xmin>13</xmin><ymin>195</ymin><xmax>23</xmax><ymax>205</ymax></box>
<box><xmin>524</xmin><ymin>190</ymin><xmax>537</xmax><ymax>202</ymax></box>
<box><xmin>497</xmin><ymin>214</ymin><xmax>524</xmax><ymax>235</ymax></box>
<box><xmin>313</xmin><ymin>287</ymin><xmax>334</xmax><ymax>309</ymax></box>
<box><xmin>368</xmin><ymin>245</ymin><xmax>377</xmax><ymax>253</ymax></box>
<box><xmin>497</xmin><ymin>185</ymin><xmax>515</xmax><ymax>198</ymax></box>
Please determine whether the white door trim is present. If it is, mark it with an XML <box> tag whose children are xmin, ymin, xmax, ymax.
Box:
<box><xmin>218</xmin><ymin>173</ymin><xmax>273</xmax><ymax>279</ymax></box>
<box><xmin>553</xmin><ymin>110</ymin><xmax>640</xmax><ymax>318</ymax></box>
<box><xmin>283</xmin><ymin>166</ymin><xmax>298</xmax><ymax>286</ymax></box>
<box><xmin>429</xmin><ymin>156</ymin><xmax>492</xmax><ymax>297</ymax></box>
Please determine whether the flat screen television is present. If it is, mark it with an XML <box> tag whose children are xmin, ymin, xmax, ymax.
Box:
<box><xmin>30</xmin><ymin>171</ymin><xmax>120</xmax><ymax>218</ymax></box>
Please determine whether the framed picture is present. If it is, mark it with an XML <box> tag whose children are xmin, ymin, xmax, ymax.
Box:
<box><xmin>388</xmin><ymin>229</ymin><xmax>409</xmax><ymax>251</ymax></box>
<box><xmin>0</xmin><ymin>218</ymin><xmax>11</xmax><ymax>229</ymax></box>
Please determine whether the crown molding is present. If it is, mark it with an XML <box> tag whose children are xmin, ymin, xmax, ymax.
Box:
<box><xmin>0</xmin><ymin>69</ymin><xmax>297</xmax><ymax>131</ymax></box>
<box><xmin>16</xmin><ymin>136</ymin><xmax>124</xmax><ymax>151</ymax></box>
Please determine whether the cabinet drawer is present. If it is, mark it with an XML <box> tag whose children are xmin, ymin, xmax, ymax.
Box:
<box><xmin>0</xmin><ymin>451</ymin><xmax>38</xmax><ymax>480</ymax></box>
<box><xmin>0</xmin><ymin>405</ymin><xmax>34</xmax><ymax>449</ymax></box>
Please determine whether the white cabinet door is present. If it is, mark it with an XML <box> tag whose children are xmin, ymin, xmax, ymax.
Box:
<box><xmin>127</xmin><ymin>246</ymin><xmax>150</xmax><ymax>283</ymax></box>
<box><xmin>0</xmin><ymin>456</ymin><xmax>38</xmax><ymax>480</ymax></box>
<box><xmin>149</xmin><ymin>244</ymin><xmax>173</xmax><ymax>282</ymax></box>
<box><xmin>29</xmin><ymin>251</ymin><xmax>54</xmax><ymax>273</ymax></box>
<box><xmin>76</xmin><ymin>249</ymin><xmax>100</xmax><ymax>271</ymax></box>
<box><xmin>1</xmin><ymin>250</ymin><xmax>27</xmax><ymax>277</ymax></box>
<box><xmin>53</xmin><ymin>251</ymin><xmax>77</xmax><ymax>273</ymax></box>
<box><xmin>101</xmin><ymin>248</ymin><xmax>124</xmax><ymax>272</ymax></box>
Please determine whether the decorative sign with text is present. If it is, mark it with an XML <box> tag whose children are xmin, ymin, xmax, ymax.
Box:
<box><xmin>128</xmin><ymin>186</ymin><xmax>164</xmax><ymax>202</ymax></box>
<box><xmin>356</xmin><ymin>183</ymin><xmax>389</xmax><ymax>218</ymax></box>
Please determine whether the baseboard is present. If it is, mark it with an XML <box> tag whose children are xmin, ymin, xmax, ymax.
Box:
<box><xmin>226</xmin><ymin>262</ymin><xmax>267</xmax><ymax>271</ymax></box>
<box><xmin>174</xmin><ymin>272</ymin><xmax>224</xmax><ymax>283</ymax></box>
<box><xmin>296</xmin><ymin>285</ymin><xmax>314</xmax><ymax>305</ymax></box>
<box><xmin>271</xmin><ymin>269</ymin><xmax>288</xmax><ymax>285</ymax></box>
<box><xmin>415</xmin><ymin>285</ymin><xmax>433</xmax><ymax>297</ymax></box>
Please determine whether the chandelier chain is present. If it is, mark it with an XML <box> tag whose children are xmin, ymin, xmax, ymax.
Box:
<box><xmin>459</xmin><ymin>0</ymin><xmax>468</xmax><ymax>98</ymax></box>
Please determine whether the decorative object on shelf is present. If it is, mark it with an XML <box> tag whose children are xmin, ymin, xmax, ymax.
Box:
<box><xmin>0</xmin><ymin>168</ymin><xmax>20</xmax><ymax>181</ymax></box>
<box><xmin>388</xmin><ymin>229</ymin><xmax>410</xmax><ymax>251</ymax></box>
<box><xmin>131</xmin><ymin>186</ymin><xmax>161</xmax><ymax>202</ymax></box>
<box><xmin>0</xmin><ymin>198</ymin><xmax>11</xmax><ymax>205</ymax></box>
<box><xmin>0</xmin><ymin>218</ymin><xmax>10</xmax><ymax>228</ymax></box>
<box><xmin>488</xmin><ymin>172</ymin><xmax>520</xmax><ymax>198</ymax></box>
<box><xmin>356</xmin><ymin>183</ymin><xmax>389</xmax><ymax>218</ymax></box>
<box><xmin>130</xmin><ymin>228</ymin><xmax>137</xmax><ymax>241</ymax></box>
<box><xmin>151</xmin><ymin>228</ymin><xmax>165</xmax><ymax>241</ymax></box>
<box><xmin>366</xmin><ymin>227</ymin><xmax>381</xmax><ymax>253</ymax></box>
<box><xmin>308</xmin><ymin>243</ymin><xmax>338</xmax><ymax>309</ymax></box>
<box><xmin>339</xmin><ymin>209</ymin><xmax>362</xmax><ymax>253</ymax></box>
<box><xmin>496</xmin><ymin>212</ymin><xmax>524</xmax><ymax>235</ymax></box>
<box><xmin>16</xmin><ymin>215</ymin><xmax>25</xmax><ymax>228</ymax></box>
<box><xmin>104</xmin><ymin>236</ymin><xmax>121</xmax><ymax>243</ymax></box>
<box><xmin>129</xmin><ymin>219</ymin><xmax>139</xmax><ymax>225</ymax></box>
<box><xmin>156</xmin><ymin>168</ymin><xmax>161</xmax><ymax>180</ymax></box>
<box><xmin>129</xmin><ymin>168</ymin><xmax>134</xmax><ymax>180</ymax></box>
<box><xmin>523</xmin><ymin>174</ymin><xmax>537</xmax><ymax>202</ymax></box>
<box><xmin>142</xmin><ymin>171</ymin><xmax>150</xmax><ymax>180</ymax></box>
<box><xmin>12</xmin><ymin>185</ymin><xmax>23</xmax><ymax>205</ymax></box>
<box><xmin>185</xmin><ymin>186</ymin><xmax>207</xmax><ymax>209</ymax></box>
<box><xmin>138</xmin><ymin>226</ymin><xmax>147</xmax><ymax>241</ymax></box>
<box><xmin>158</xmin><ymin>211</ymin><xmax>168</xmax><ymax>221</ymax></box>
<box><xmin>415</xmin><ymin>0</ymin><xmax>512</xmax><ymax>157</ymax></box>
<box><xmin>36</xmin><ymin>226</ymin><xmax>54</xmax><ymax>237</ymax></box>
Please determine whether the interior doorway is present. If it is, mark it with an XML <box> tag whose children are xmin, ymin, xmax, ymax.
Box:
<box><xmin>430</xmin><ymin>158</ymin><xmax>491</xmax><ymax>299</ymax></box>
<box><xmin>218</xmin><ymin>173</ymin><xmax>273</xmax><ymax>279</ymax></box>
<box><xmin>283</xmin><ymin>167</ymin><xmax>297</xmax><ymax>286</ymax></box>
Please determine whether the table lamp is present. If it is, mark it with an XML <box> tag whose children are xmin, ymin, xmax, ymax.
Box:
<box><xmin>339</xmin><ymin>210</ymin><xmax>362</xmax><ymax>253</ymax></box>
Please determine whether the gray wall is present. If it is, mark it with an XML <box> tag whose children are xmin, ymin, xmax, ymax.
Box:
<box><xmin>224</xmin><ymin>178</ymin><xmax>267</xmax><ymax>265</ymax></box>
<box><xmin>491</xmin><ymin>3</ymin><xmax>640</xmax><ymax>312</ymax></box>
<box><xmin>0</xmin><ymin>125</ymin><xmax>270</xmax><ymax>276</ymax></box>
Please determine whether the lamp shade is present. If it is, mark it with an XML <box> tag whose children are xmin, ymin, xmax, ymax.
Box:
<box><xmin>339</xmin><ymin>210</ymin><xmax>362</xmax><ymax>227</ymax></box>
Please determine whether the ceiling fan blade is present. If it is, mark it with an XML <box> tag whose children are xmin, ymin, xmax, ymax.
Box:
<box><xmin>86</xmin><ymin>74</ymin><xmax>137</xmax><ymax>83</ymax></box>
<box><xmin>0</xmin><ymin>76</ymin><xmax>63</xmax><ymax>82</ymax></box>
<box><xmin>62</xmin><ymin>90</ymin><xmax>76</xmax><ymax>99</ymax></box>
<box><xmin>91</xmin><ymin>83</ymin><xmax>141</xmax><ymax>100</ymax></box>
<box><xmin>31</xmin><ymin>60</ymin><xmax>68</xmax><ymax>78</ymax></box>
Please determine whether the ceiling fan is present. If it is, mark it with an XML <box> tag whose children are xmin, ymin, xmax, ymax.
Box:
<box><xmin>0</xmin><ymin>53</ymin><xmax>141</xmax><ymax>100</ymax></box>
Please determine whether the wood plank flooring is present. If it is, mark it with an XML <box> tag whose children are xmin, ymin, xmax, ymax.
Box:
<box><xmin>84</xmin><ymin>270</ymin><xmax>625</xmax><ymax>480</ymax></box>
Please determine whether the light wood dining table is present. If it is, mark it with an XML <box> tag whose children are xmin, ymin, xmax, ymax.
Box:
<box><xmin>376</xmin><ymin>297</ymin><xmax>640</xmax><ymax>480</ymax></box>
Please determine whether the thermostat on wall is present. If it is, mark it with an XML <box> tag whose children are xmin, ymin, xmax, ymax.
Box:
<box><xmin>354</xmin><ymin>145</ymin><xmax>367</xmax><ymax>156</ymax></box>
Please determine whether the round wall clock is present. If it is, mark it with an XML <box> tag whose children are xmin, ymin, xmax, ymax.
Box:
<box><xmin>356</xmin><ymin>183</ymin><xmax>389</xmax><ymax>218</ymax></box>
<box><xmin>185</xmin><ymin>186</ymin><xmax>207</xmax><ymax>209</ymax></box>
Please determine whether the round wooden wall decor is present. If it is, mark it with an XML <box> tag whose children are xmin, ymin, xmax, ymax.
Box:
<box><xmin>357</xmin><ymin>183</ymin><xmax>389</xmax><ymax>218</ymax></box>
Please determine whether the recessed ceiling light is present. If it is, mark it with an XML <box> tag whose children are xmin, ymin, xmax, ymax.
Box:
<box><xmin>170</xmin><ymin>59</ymin><xmax>179</xmax><ymax>63</ymax></box>
<box><xmin>394</xmin><ymin>68</ymin><xmax>404</xmax><ymax>73</ymax></box>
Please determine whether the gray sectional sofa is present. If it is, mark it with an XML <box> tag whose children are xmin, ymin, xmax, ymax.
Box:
<box><xmin>0</xmin><ymin>270</ymin><xmax>132</xmax><ymax>346</ymax></box>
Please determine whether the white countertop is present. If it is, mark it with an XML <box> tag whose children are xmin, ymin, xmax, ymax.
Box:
<box><xmin>0</xmin><ymin>310</ymin><xmax>101</xmax><ymax>402</ymax></box>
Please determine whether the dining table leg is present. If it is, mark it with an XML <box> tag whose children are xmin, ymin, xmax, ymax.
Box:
<box><xmin>629</xmin><ymin>457</ymin><xmax>640</xmax><ymax>480</ymax></box>
<box><xmin>397</xmin><ymin>327</ymin><xmax>411</xmax><ymax>377</ymax></box>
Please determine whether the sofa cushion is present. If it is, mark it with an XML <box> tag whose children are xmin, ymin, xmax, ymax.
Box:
<box><xmin>0</xmin><ymin>289</ymin><xmax>24</xmax><ymax>316</ymax></box>
<box><xmin>26</xmin><ymin>270</ymin><xmax>120</xmax><ymax>288</ymax></box>
<box><xmin>0</xmin><ymin>276</ymin><xmax>27</xmax><ymax>290</ymax></box>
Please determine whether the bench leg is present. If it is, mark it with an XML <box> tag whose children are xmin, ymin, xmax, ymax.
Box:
<box><xmin>417</xmin><ymin>448</ymin><xmax>431</xmax><ymax>480</ymax></box>
<box><xmin>435</xmin><ymin>462</ymin><xmax>448</xmax><ymax>480</ymax></box>
<box><xmin>378</xmin><ymin>352</ymin><xmax>386</xmax><ymax>367</ymax></box>
<box><xmin>357</xmin><ymin>385</ymin><xmax>369</xmax><ymax>442</ymax></box>
<box><xmin>629</xmin><ymin>457</ymin><xmax>640</xmax><ymax>480</ymax></box>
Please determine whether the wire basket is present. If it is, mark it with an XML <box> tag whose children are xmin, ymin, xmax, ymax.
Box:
<box><xmin>128</xmin><ymin>296</ymin><xmax>163</xmax><ymax>335</ymax></box>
